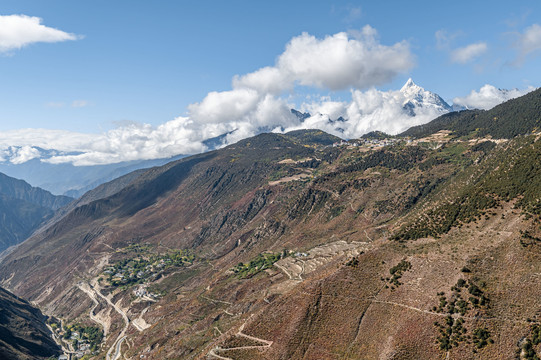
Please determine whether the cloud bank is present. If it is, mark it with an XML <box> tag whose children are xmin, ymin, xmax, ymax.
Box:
<box><xmin>2</xmin><ymin>82</ymin><xmax>533</xmax><ymax>166</ymax></box>
<box><xmin>0</xmin><ymin>14</ymin><xmax>80</xmax><ymax>53</ymax></box>
<box><xmin>290</xmin><ymin>86</ymin><xmax>447</xmax><ymax>138</ymax></box>
<box><xmin>453</xmin><ymin>84</ymin><xmax>535</xmax><ymax>110</ymax></box>
<box><xmin>0</xmin><ymin>120</ymin><xmax>208</xmax><ymax>166</ymax></box>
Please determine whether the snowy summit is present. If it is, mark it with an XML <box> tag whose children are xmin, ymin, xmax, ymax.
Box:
<box><xmin>400</xmin><ymin>78</ymin><xmax>452</xmax><ymax>116</ymax></box>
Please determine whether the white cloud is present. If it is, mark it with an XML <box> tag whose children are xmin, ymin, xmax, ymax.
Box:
<box><xmin>284</xmin><ymin>85</ymin><xmax>448</xmax><ymax>138</ymax></box>
<box><xmin>452</xmin><ymin>84</ymin><xmax>535</xmax><ymax>110</ymax></box>
<box><xmin>45</xmin><ymin>119</ymin><xmax>207</xmax><ymax>166</ymax></box>
<box><xmin>300</xmin><ymin>98</ymin><xmax>347</xmax><ymax>121</ymax></box>
<box><xmin>0</xmin><ymin>121</ymin><xmax>207</xmax><ymax>166</ymax></box>
<box><xmin>514</xmin><ymin>23</ymin><xmax>541</xmax><ymax>64</ymax></box>
<box><xmin>450</xmin><ymin>42</ymin><xmax>488</xmax><ymax>63</ymax></box>
<box><xmin>2</xmin><ymin>82</ymin><xmax>532</xmax><ymax>166</ymax></box>
<box><xmin>277</xmin><ymin>27</ymin><xmax>414</xmax><ymax>90</ymax></box>
<box><xmin>0</xmin><ymin>14</ymin><xmax>80</xmax><ymax>53</ymax></box>
<box><xmin>71</xmin><ymin>100</ymin><xmax>89</xmax><ymax>108</ymax></box>
<box><xmin>232</xmin><ymin>67</ymin><xmax>290</xmax><ymax>95</ymax></box>
<box><xmin>3</xmin><ymin>146</ymin><xmax>42</xmax><ymax>164</ymax></box>
<box><xmin>233</xmin><ymin>26</ymin><xmax>414</xmax><ymax>93</ymax></box>
<box><xmin>4</xmin><ymin>22</ymin><xmax>534</xmax><ymax>169</ymax></box>
<box><xmin>344</xmin><ymin>6</ymin><xmax>362</xmax><ymax>23</ymax></box>
<box><xmin>435</xmin><ymin>30</ymin><xmax>450</xmax><ymax>50</ymax></box>
<box><xmin>0</xmin><ymin>129</ymin><xmax>97</xmax><ymax>151</ymax></box>
<box><xmin>188</xmin><ymin>88</ymin><xmax>261</xmax><ymax>124</ymax></box>
<box><xmin>435</xmin><ymin>29</ymin><xmax>465</xmax><ymax>51</ymax></box>
<box><xmin>45</xmin><ymin>100</ymin><xmax>90</xmax><ymax>108</ymax></box>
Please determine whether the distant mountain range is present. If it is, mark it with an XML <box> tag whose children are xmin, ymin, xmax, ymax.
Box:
<box><xmin>0</xmin><ymin>172</ymin><xmax>72</xmax><ymax>253</ymax></box>
<box><xmin>0</xmin><ymin>154</ymin><xmax>186</xmax><ymax>197</ymax></box>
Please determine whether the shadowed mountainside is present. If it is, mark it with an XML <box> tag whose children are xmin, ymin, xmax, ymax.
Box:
<box><xmin>0</xmin><ymin>286</ymin><xmax>60</xmax><ymax>360</ymax></box>
<box><xmin>0</xmin><ymin>172</ymin><xmax>73</xmax><ymax>253</ymax></box>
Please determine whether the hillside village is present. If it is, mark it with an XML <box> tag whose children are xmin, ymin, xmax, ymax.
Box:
<box><xmin>100</xmin><ymin>248</ymin><xmax>195</xmax><ymax>290</ymax></box>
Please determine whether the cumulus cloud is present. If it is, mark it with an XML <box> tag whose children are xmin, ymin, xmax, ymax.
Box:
<box><xmin>232</xmin><ymin>67</ymin><xmax>290</xmax><ymax>95</ymax></box>
<box><xmin>4</xmin><ymin>23</ymin><xmax>530</xmax><ymax>167</ymax></box>
<box><xmin>46</xmin><ymin>119</ymin><xmax>208</xmax><ymax>166</ymax></box>
<box><xmin>3</xmin><ymin>82</ymin><xmax>531</xmax><ymax>166</ymax></box>
<box><xmin>233</xmin><ymin>26</ymin><xmax>414</xmax><ymax>93</ymax></box>
<box><xmin>188</xmin><ymin>88</ymin><xmax>261</xmax><ymax>124</ymax></box>
<box><xmin>514</xmin><ymin>24</ymin><xmax>541</xmax><ymax>65</ymax></box>
<box><xmin>277</xmin><ymin>27</ymin><xmax>413</xmax><ymax>90</ymax></box>
<box><xmin>450</xmin><ymin>42</ymin><xmax>488</xmax><ymax>63</ymax></box>
<box><xmin>0</xmin><ymin>14</ymin><xmax>80</xmax><ymax>53</ymax></box>
<box><xmin>300</xmin><ymin>97</ymin><xmax>347</xmax><ymax>121</ymax></box>
<box><xmin>452</xmin><ymin>84</ymin><xmax>535</xmax><ymax>110</ymax></box>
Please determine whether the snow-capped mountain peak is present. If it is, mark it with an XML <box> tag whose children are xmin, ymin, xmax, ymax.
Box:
<box><xmin>400</xmin><ymin>78</ymin><xmax>451</xmax><ymax>116</ymax></box>
<box><xmin>400</xmin><ymin>78</ymin><xmax>420</xmax><ymax>93</ymax></box>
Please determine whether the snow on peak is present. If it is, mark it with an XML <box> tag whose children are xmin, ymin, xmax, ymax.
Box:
<box><xmin>401</xmin><ymin>78</ymin><xmax>418</xmax><ymax>91</ymax></box>
<box><xmin>400</xmin><ymin>78</ymin><xmax>451</xmax><ymax>115</ymax></box>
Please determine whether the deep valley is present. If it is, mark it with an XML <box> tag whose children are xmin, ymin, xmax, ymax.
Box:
<box><xmin>2</xmin><ymin>89</ymin><xmax>541</xmax><ymax>359</ymax></box>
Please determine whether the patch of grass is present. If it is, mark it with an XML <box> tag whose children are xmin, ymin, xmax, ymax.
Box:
<box><xmin>232</xmin><ymin>252</ymin><xmax>286</xmax><ymax>279</ymax></box>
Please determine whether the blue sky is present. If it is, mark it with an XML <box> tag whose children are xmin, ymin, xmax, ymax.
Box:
<box><xmin>0</xmin><ymin>1</ymin><xmax>540</xmax><ymax>165</ymax></box>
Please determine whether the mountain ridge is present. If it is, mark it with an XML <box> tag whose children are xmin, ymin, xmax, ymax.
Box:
<box><xmin>400</xmin><ymin>86</ymin><xmax>541</xmax><ymax>139</ymax></box>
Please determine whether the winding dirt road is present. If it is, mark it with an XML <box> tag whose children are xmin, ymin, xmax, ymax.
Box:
<box><xmin>208</xmin><ymin>321</ymin><xmax>273</xmax><ymax>360</ymax></box>
<box><xmin>77</xmin><ymin>281</ymin><xmax>130</xmax><ymax>360</ymax></box>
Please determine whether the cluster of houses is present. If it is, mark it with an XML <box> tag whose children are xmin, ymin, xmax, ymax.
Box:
<box><xmin>134</xmin><ymin>285</ymin><xmax>158</xmax><ymax>299</ymax></box>
<box><xmin>102</xmin><ymin>251</ymin><xmax>193</xmax><ymax>288</ymax></box>
<box><xmin>57</xmin><ymin>331</ymin><xmax>94</xmax><ymax>359</ymax></box>
<box><xmin>332</xmin><ymin>137</ymin><xmax>404</xmax><ymax>148</ymax></box>
<box><xmin>102</xmin><ymin>261</ymin><xmax>157</xmax><ymax>285</ymax></box>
